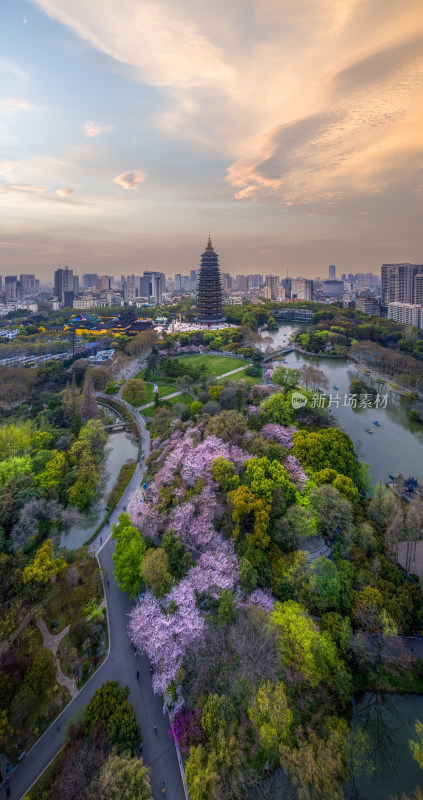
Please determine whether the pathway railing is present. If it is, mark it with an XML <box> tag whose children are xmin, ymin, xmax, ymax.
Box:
<box><xmin>174</xmin><ymin>739</ymin><xmax>191</xmax><ymax>800</ymax></box>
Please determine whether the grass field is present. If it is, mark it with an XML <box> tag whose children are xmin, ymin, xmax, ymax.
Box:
<box><xmin>142</xmin><ymin>382</ymin><xmax>178</xmax><ymax>403</ymax></box>
<box><xmin>218</xmin><ymin>367</ymin><xmax>261</xmax><ymax>385</ymax></box>
<box><xmin>177</xmin><ymin>353</ymin><xmax>246</xmax><ymax>375</ymax></box>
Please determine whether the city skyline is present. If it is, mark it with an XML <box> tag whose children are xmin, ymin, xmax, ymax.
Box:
<box><xmin>1</xmin><ymin>0</ymin><xmax>422</xmax><ymax>278</ymax></box>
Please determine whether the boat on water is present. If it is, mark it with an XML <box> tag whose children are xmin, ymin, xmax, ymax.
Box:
<box><xmin>333</xmin><ymin>385</ymin><xmax>339</xmax><ymax>390</ymax></box>
<box><xmin>374</xmin><ymin>421</ymin><xmax>381</xmax><ymax>427</ymax></box>
<box><xmin>364</xmin><ymin>427</ymin><xmax>373</xmax><ymax>434</ymax></box>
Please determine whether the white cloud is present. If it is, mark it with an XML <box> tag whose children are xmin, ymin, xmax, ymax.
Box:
<box><xmin>113</xmin><ymin>170</ymin><xmax>146</xmax><ymax>189</ymax></box>
<box><xmin>5</xmin><ymin>97</ymin><xmax>38</xmax><ymax>110</ymax></box>
<box><xmin>9</xmin><ymin>184</ymin><xmax>48</xmax><ymax>193</ymax></box>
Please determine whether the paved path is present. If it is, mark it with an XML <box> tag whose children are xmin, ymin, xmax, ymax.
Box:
<box><xmin>36</xmin><ymin>620</ymin><xmax>77</xmax><ymax>699</ymax></box>
<box><xmin>7</xmin><ymin>401</ymin><xmax>185</xmax><ymax>800</ymax></box>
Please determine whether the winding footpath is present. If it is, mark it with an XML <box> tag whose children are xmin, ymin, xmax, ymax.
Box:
<box><xmin>7</xmin><ymin>398</ymin><xmax>186</xmax><ymax>800</ymax></box>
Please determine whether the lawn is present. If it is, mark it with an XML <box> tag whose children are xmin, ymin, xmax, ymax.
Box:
<box><xmin>218</xmin><ymin>368</ymin><xmax>261</xmax><ymax>385</ymax></box>
<box><xmin>176</xmin><ymin>353</ymin><xmax>246</xmax><ymax>376</ymax></box>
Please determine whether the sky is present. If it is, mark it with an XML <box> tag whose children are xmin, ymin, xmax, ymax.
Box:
<box><xmin>0</xmin><ymin>0</ymin><xmax>422</xmax><ymax>280</ymax></box>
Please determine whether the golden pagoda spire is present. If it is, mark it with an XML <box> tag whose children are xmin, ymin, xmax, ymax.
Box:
<box><xmin>206</xmin><ymin>230</ymin><xmax>213</xmax><ymax>250</ymax></box>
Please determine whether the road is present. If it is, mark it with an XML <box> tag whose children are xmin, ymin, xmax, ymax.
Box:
<box><xmin>7</xmin><ymin>402</ymin><xmax>185</xmax><ymax>800</ymax></box>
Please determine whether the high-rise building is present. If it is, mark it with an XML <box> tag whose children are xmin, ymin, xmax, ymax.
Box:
<box><xmin>97</xmin><ymin>275</ymin><xmax>112</xmax><ymax>291</ymax></box>
<box><xmin>281</xmin><ymin>277</ymin><xmax>292</xmax><ymax>298</ymax></box>
<box><xmin>73</xmin><ymin>275</ymin><xmax>79</xmax><ymax>293</ymax></box>
<box><xmin>123</xmin><ymin>282</ymin><xmax>135</xmax><ymax>303</ymax></box>
<box><xmin>221</xmin><ymin>273</ymin><xmax>232</xmax><ymax>291</ymax></box>
<box><xmin>197</xmin><ymin>236</ymin><xmax>223</xmax><ymax>323</ymax></box>
<box><xmin>329</xmin><ymin>265</ymin><xmax>336</xmax><ymax>280</ymax></box>
<box><xmin>4</xmin><ymin>276</ymin><xmax>17</xmax><ymax>299</ymax></box>
<box><xmin>54</xmin><ymin>266</ymin><xmax>74</xmax><ymax>301</ymax></box>
<box><xmin>190</xmin><ymin>269</ymin><xmax>198</xmax><ymax>286</ymax></box>
<box><xmin>20</xmin><ymin>274</ymin><xmax>37</xmax><ymax>294</ymax></box>
<box><xmin>83</xmin><ymin>273</ymin><xmax>98</xmax><ymax>289</ymax></box>
<box><xmin>387</xmin><ymin>302</ymin><xmax>423</xmax><ymax>328</ymax></box>
<box><xmin>321</xmin><ymin>280</ymin><xmax>344</xmax><ymax>298</ymax></box>
<box><xmin>414</xmin><ymin>275</ymin><xmax>423</xmax><ymax>306</ymax></box>
<box><xmin>174</xmin><ymin>274</ymin><xmax>182</xmax><ymax>291</ymax></box>
<box><xmin>236</xmin><ymin>274</ymin><xmax>248</xmax><ymax>292</ymax></box>
<box><xmin>153</xmin><ymin>275</ymin><xmax>162</xmax><ymax>305</ymax></box>
<box><xmin>292</xmin><ymin>278</ymin><xmax>313</xmax><ymax>300</ymax></box>
<box><xmin>264</xmin><ymin>275</ymin><xmax>279</xmax><ymax>300</ymax></box>
<box><xmin>248</xmin><ymin>274</ymin><xmax>263</xmax><ymax>289</ymax></box>
<box><xmin>381</xmin><ymin>263</ymin><xmax>423</xmax><ymax>307</ymax></box>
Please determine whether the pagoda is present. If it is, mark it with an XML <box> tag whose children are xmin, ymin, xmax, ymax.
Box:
<box><xmin>197</xmin><ymin>235</ymin><xmax>224</xmax><ymax>323</ymax></box>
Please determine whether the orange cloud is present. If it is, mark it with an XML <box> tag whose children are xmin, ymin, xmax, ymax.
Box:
<box><xmin>113</xmin><ymin>170</ymin><xmax>146</xmax><ymax>189</ymax></box>
<box><xmin>56</xmin><ymin>188</ymin><xmax>74</xmax><ymax>196</ymax></box>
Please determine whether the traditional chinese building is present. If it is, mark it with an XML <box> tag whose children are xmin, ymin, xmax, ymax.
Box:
<box><xmin>197</xmin><ymin>235</ymin><xmax>224</xmax><ymax>323</ymax></box>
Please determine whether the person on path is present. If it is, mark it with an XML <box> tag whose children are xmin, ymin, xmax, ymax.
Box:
<box><xmin>154</xmin><ymin>725</ymin><xmax>158</xmax><ymax>734</ymax></box>
<box><xmin>136</xmin><ymin>670</ymin><xmax>140</xmax><ymax>679</ymax></box>
<box><xmin>100</xmin><ymin>536</ymin><xmax>102</xmax><ymax>545</ymax></box>
<box><xmin>162</xmin><ymin>781</ymin><xmax>166</xmax><ymax>794</ymax></box>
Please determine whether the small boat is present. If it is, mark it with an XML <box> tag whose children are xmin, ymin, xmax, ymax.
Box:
<box><xmin>373</xmin><ymin>421</ymin><xmax>381</xmax><ymax>427</ymax></box>
<box><xmin>333</xmin><ymin>385</ymin><xmax>339</xmax><ymax>391</ymax></box>
<box><xmin>364</xmin><ymin>427</ymin><xmax>373</xmax><ymax>434</ymax></box>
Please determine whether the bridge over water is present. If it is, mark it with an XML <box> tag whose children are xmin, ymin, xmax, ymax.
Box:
<box><xmin>263</xmin><ymin>345</ymin><xmax>295</xmax><ymax>362</ymax></box>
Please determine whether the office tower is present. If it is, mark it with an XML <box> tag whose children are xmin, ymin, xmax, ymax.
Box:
<box><xmin>236</xmin><ymin>274</ymin><xmax>248</xmax><ymax>291</ymax></box>
<box><xmin>97</xmin><ymin>275</ymin><xmax>112</xmax><ymax>291</ymax></box>
<box><xmin>329</xmin><ymin>265</ymin><xmax>336</xmax><ymax>280</ymax></box>
<box><xmin>63</xmin><ymin>290</ymin><xmax>74</xmax><ymax>308</ymax></box>
<box><xmin>414</xmin><ymin>275</ymin><xmax>423</xmax><ymax>306</ymax></box>
<box><xmin>123</xmin><ymin>282</ymin><xmax>135</xmax><ymax>303</ymax></box>
<box><xmin>153</xmin><ymin>275</ymin><xmax>162</xmax><ymax>304</ymax></box>
<box><xmin>248</xmin><ymin>274</ymin><xmax>263</xmax><ymax>289</ymax></box>
<box><xmin>292</xmin><ymin>278</ymin><xmax>313</xmax><ymax>300</ymax></box>
<box><xmin>281</xmin><ymin>277</ymin><xmax>292</xmax><ymax>299</ymax></box>
<box><xmin>5</xmin><ymin>276</ymin><xmax>18</xmax><ymax>299</ymax></box>
<box><xmin>197</xmin><ymin>235</ymin><xmax>223</xmax><ymax>323</ymax></box>
<box><xmin>221</xmin><ymin>273</ymin><xmax>232</xmax><ymax>291</ymax></box>
<box><xmin>264</xmin><ymin>275</ymin><xmax>279</xmax><ymax>299</ymax></box>
<box><xmin>175</xmin><ymin>274</ymin><xmax>182</xmax><ymax>291</ymax></box>
<box><xmin>83</xmin><ymin>273</ymin><xmax>98</xmax><ymax>289</ymax></box>
<box><xmin>190</xmin><ymin>269</ymin><xmax>198</xmax><ymax>286</ymax></box>
<box><xmin>54</xmin><ymin>266</ymin><xmax>74</xmax><ymax>301</ymax></box>
<box><xmin>73</xmin><ymin>275</ymin><xmax>79</xmax><ymax>293</ymax></box>
<box><xmin>20</xmin><ymin>274</ymin><xmax>37</xmax><ymax>294</ymax></box>
<box><xmin>381</xmin><ymin>263</ymin><xmax>423</xmax><ymax>307</ymax></box>
<box><xmin>321</xmin><ymin>280</ymin><xmax>344</xmax><ymax>297</ymax></box>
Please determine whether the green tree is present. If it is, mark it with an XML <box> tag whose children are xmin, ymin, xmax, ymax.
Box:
<box><xmin>239</xmin><ymin>556</ymin><xmax>258</xmax><ymax>592</ymax></box>
<box><xmin>190</xmin><ymin>401</ymin><xmax>203</xmax><ymax>416</ymax></box>
<box><xmin>280</xmin><ymin>724</ymin><xmax>347</xmax><ymax>800</ymax></box>
<box><xmin>202</xmin><ymin>694</ymin><xmax>235</xmax><ymax>740</ymax></box>
<box><xmin>245</xmin><ymin>456</ymin><xmax>296</xmax><ymax>507</ymax></box>
<box><xmin>269</xmin><ymin>600</ymin><xmax>322</xmax><ymax>685</ymax></box>
<box><xmin>122</xmin><ymin>379</ymin><xmax>147</xmax><ymax>406</ymax></box>
<box><xmin>80</xmin><ymin>370</ymin><xmax>99</xmax><ymax>420</ymax></box>
<box><xmin>141</xmin><ymin>548</ymin><xmax>172</xmax><ymax>597</ymax></box>
<box><xmin>0</xmin><ymin>421</ymin><xmax>32</xmax><ymax>460</ymax></box>
<box><xmin>36</xmin><ymin>450</ymin><xmax>66</xmax><ymax>488</ymax></box>
<box><xmin>162</xmin><ymin>529</ymin><xmax>193</xmax><ymax>579</ymax></box>
<box><xmin>310</xmin><ymin>484</ymin><xmax>354</xmax><ymax>542</ymax></box>
<box><xmin>292</xmin><ymin>428</ymin><xmax>356</xmax><ymax>479</ymax></box>
<box><xmin>248</xmin><ymin>680</ymin><xmax>292</xmax><ymax>757</ymax></box>
<box><xmin>112</xmin><ymin>513</ymin><xmax>147</xmax><ymax>597</ymax></box>
<box><xmin>272</xmin><ymin>366</ymin><xmax>301</xmax><ymax>391</ymax></box>
<box><xmin>208</xmin><ymin>385</ymin><xmax>223</xmax><ymax>402</ymax></box>
<box><xmin>217</xmin><ymin>590</ymin><xmax>238</xmax><ymax>626</ymax></box>
<box><xmin>205</xmin><ymin>410</ymin><xmax>247</xmax><ymax>444</ymax></box>
<box><xmin>84</xmin><ymin>681</ymin><xmax>140</xmax><ymax>753</ymax></box>
<box><xmin>260</xmin><ymin>392</ymin><xmax>295</xmax><ymax>425</ymax></box>
<box><xmin>211</xmin><ymin>457</ymin><xmax>239</xmax><ymax>491</ymax></box>
<box><xmin>311</xmin><ymin>557</ymin><xmax>341</xmax><ymax>613</ymax></box>
<box><xmin>313</xmin><ymin>468</ymin><xmax>359</xmax><ymax>503</ymax></box>
<box><xmin>96</xmin><ymin>752</ymin><xmax>152</xmax><ymax>800</ymax></box>
<box><xmin>23</xmin><ymin>539</ymin><xmax>66</xmax><ymax>584</ymax></box>
<box><xmin>31</xmin><ymin>430</ymin><xmax>53</xmax><ymax>452</ymax></box>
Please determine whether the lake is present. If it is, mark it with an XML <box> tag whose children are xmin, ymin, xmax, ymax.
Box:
<box><xmin>264</xmin><ymin>325</ymin><xmax>423</xmax><ymax>484</ymax></box>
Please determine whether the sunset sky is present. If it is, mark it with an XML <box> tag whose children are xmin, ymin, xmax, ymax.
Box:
<box><xmin>1</xmin><ymin>0</ymin><xmax>422</xmax><ymax>279</ymax></box>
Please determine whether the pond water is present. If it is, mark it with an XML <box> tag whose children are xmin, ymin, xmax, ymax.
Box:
<box><xmin>351</xmin><ymin>692</ymin><xmax>423</xmax><ymax>800</ymax></box>
<box><xmin>264</xmin><ymin>325</ymin><xmax>423</xmax><ymax>484</ymax></box>
<box><xmin>63</xmin><ymin>429</ymin><xmax>138</xmax><ymax>549</ymax></box>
